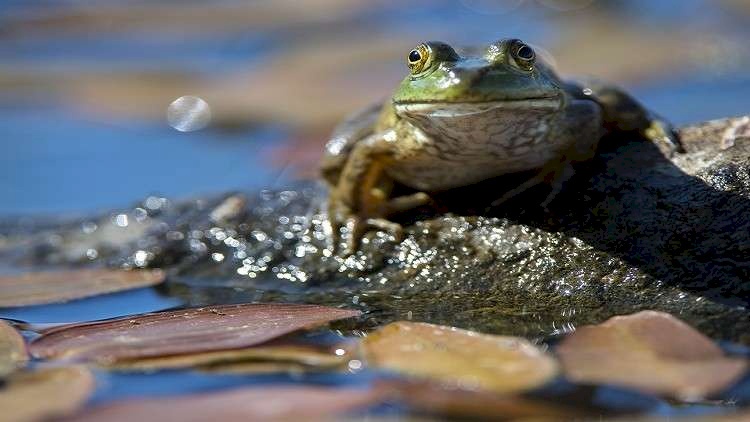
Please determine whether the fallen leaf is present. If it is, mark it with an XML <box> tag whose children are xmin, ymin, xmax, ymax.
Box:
<box><xmin>0</xmin><ymin>366</ymin><xmax>95</xmax><ymax>422</ymax></box>
<box><xmin>361</xmin><ymin>321</ymin><xmax>559</xmax><ymax>394</ymax></box>
<box><xmin>379</xmin><ymin>380</ymin><xmax>586</xmax><ymax>421</ymax></box>
<box><xmin>5</xmin><ymin>0</ymin><xmax>387</xmax><ymax>34</ymax></box>
<box><xmin>198</xmin><ymin>361</ymin><xmax>315</xmax><ymax>375</ymax></box>
<box><xmin>556</xmin><ymin>310</ymin><xmax>748</xmax><ymax>400</ymax></box>
<box><xmin>0</xmin><ymin>320</ymin><xmax>27</xmax><ymax>377</ymax></box>
<box><xmin>30</xmin><ymin>303</ymin><xmax>360</xmax><ymax>363</ymax></box>
<box><xmin>109</xmin><ymin>343</ymin><xmax>345</xmax><ymax>372</ymax></box>
<box><xmin>596</xmin><ymin>410</ymin><xmax>750</xmax><ymax>422</ymax></box>
<box><xmin>65</xmin><ymin>385</ymin><xmax>383</xmax><ymax>422</ymax></box>
<box><xmin>0</xmin><ymin>269</ymin><xmax>165</xmax><ymax>307</ymax></box>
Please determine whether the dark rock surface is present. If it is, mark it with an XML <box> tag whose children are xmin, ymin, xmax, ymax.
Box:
<box><xmin>3</xmin><ymin>116</ymin><xmax>749</xmax><ymax>343</ymax></box>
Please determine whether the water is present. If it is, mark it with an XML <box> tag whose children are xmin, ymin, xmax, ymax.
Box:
<box><xmin>0</xmin><ymin>105</ymin><xmax>287</xmax><ymax>215</ymax></box>
<box><xmin>1</xmin><ymin>0</ymin><xmax>749</xmax><ymax>417</ymax></box>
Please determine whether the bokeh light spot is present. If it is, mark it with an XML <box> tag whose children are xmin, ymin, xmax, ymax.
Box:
<box><xmin>167</xmin><ymin>95</ymin><xmax>212</xmax><ymax>132</ymax></box>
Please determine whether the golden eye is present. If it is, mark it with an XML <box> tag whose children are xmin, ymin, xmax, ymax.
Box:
<box><xmin>510</xmin><ymin>41</ymin><xmax>535</xmax><ymax>70</ymax></box>
<box><xmin>407</xmin><ymin>44</ymin><xmax>431</xmax><ymax>74</ymax></box>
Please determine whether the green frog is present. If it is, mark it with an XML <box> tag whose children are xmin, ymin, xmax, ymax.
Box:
<box><xmin>321</xmin><ymin>39</ymin><xmax>681</xmax><ymax>254</ymax></box>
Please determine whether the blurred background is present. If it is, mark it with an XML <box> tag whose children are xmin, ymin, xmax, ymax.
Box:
<box><xmin>1</xmin><ymin>0</ymin><xmax>749</xmax><ymax>216</ymax></box>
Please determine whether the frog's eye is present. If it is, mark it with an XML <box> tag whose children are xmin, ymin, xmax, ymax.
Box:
<box><xmin>407</xmin><ymin>44</ymin><xmax>432</xmax><ymax>75</ymax></box>
<box><xmin>510</xmin><ymin>41</ymin><xmax>535</xmax><ymax>70</ymax></box>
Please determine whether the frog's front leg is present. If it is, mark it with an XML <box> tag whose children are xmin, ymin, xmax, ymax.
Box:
<box><xmin>327</xmin><ymin>130</ymin><xmax>430</xmax><ymax>254</ymax></box>
<box><xmin>567</xmin><ymin>80</ymin><xmax>685</xmax><ymax>156</ymax></box>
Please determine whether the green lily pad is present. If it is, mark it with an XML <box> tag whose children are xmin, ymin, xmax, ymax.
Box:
<box><xmin>30</xmin><ymin>303</ymin><xmax>360</xmax><ymax>364</ymax></box>
<box><xmin>0</xmin><ymin>366</ymin><xmax>95</xmax><ymax>422</ymax></box>
<box><xmin>361</xmin><ymin>321</ymin><xmax>559</xmax><ymax>394</ymax></box>
<box><xmin>556</xmin><ymin>310</ymin><xmax>748</xmax><ymax>400</ymax></box>
<box><xmin>0</xmin><ymin>321</ymin><xmax>27</xmax><ymax>378</ymax></box>
<box><xmin>0</xmin><ymin>269</ymin><xmax>165</xmax><ymax>307</ymax></box>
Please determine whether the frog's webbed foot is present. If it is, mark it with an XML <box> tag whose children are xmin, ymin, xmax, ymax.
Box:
<box><xmin>643</xmin><ymin>117</ymin><xmax>685</xmax><ymax>157</ymax></box>
<box><xmin>489</xmin><ymin>172</ymin><xmax>547</xmax><ymax>209</ymax></box>
<box><xmin>327</xmin><ymin>193</ymin><xmax>431</xmax><ymax>255</ymax></box>
<box><xmin>325</xmin><ymin>131</ymin><xmax>432</xmax><ymax>256</ymax></box>
<box><xmin>567</xmin><ymin>79</ymin><xmax>685</xmax><ymax>157</ymax></box>
<box><xmin>326</xmin><ymin>199</ymin><xmax>400</xmax><ymax>256</ymax></box>
<box><xmin>489</xmin><ymin>162</ymin><xmax>576</xmax><ymax>211</ymax></box>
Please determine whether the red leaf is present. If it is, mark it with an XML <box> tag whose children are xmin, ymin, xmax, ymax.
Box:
<box><xmin>0</xmin><ymin>269</ymin><xmax>165</xmax><ymax>307</ymax></box>
<box><xmin>30</xmin><ymin>303</ymin><xmax>360</xmax><ymax>363</ymax></box>
<box><xmin>66</xmin><ymin>385</ymin><xmax>382</xmax><ymax>422</ymax></box>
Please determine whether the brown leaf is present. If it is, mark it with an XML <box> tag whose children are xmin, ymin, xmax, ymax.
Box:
<box><xmin>0</xmin><ymin>269</ymin><xmax>165</xmax><ymax>307</ymax></box>
<box><xmin>30</xmin><ymin>303</ymin><xmax>360</xmax><ymax>363</ymax></box>
<box><xmin>5</xmin><ymin>1</ymin><xmax>387</xmax><ymax>34</ymax></box>
<box><xmin>378</xmin><ymin>380</ymin><xmax>586</xmax><ymax>421</ymax></box>
<box><xmin>198</xmin><ymin>361</ymin><xmax>315</xmax><ymax>375</ymax></box>
<box><xmin>65</xmin><ymin>385</ymin><xmax>383</xmax><ymax>422</ymax></box>
<box><xmin>0</xmin><ymin>367</ymin><xmax>95</xmax><ymax>422</ymax></box>
<box><xmin>556</xmin><ymin>311</ymin><xmax>748</xmax><ymax>400</ymax></box>
<box><xmin>109</xmin><ymin>343</ymin><xmax>346</xmax><ymax>372</ymax></box>
<box><xmin>0</xmin><ymin>320</ymin><xmax>28</xmax><ymax>378</ymax></box>
<box><xmin>592</xmin><ymin>410</ymin><xmax>750</xmax><ymax>422</ymax></box>
<box><xmin>361</xmin><ymin>321</ymin><xmax>558</xmax><ymax>394</ymax></box>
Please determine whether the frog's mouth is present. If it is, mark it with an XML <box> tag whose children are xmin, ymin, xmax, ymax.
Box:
<box><xmin>393</xmin><ymin>97</ymin><xmax>562</xmax><ymax>117</ymax></box>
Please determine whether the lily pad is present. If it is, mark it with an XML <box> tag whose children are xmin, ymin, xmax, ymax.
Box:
<box><xmin>0</xmin><ymin>269</ymin><xmax>165</xmax><ymax>307</ymax></box>
<box><xmin>361</xmin><ymin>321</ymin><xmax>559</xmax><ymax>394</ymax></box>
<box><xmin>556</xmin><ymin>311</ymin><xmax>748</xmax><ymax>400</ymax></box>
<box><xmin>0</xmin><ymin>366</ymin><xmax>95</xmax><ymax>422</ymax></box>
<box><xmin>30</xmin><ymin>303</ymin><xmax>360</xmax><ymax>363</ymax></box>
<box><xmin>109</xmin><ymin>342</ymin><xmax>346</xmax><ymax>372</ymax></box>
<box><xmin>0</xmin><ymin>320</ymin><xmax>27</xmax><ymax>377</ymax></box>
<box><xmin>67</xmin><ymin>385</ymin><xmax>383</xmax><ymax>421</ymax></box>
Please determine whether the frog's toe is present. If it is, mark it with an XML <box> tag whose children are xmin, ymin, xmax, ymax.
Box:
<box><xmin>337</xmin><ymin>218</ymin><xmax>404</xmax><ymax>256</ymax></box>
<box><xmin>366</xmin><ymin>218</ymin><xmax>404</xmax><ymax>243</ymax></box>
<box><xmin>326</xmin><ymin>197</ymin><xmax>352</xmax><ymax>253</ymax></box>
<box><xmin>325</xmin><ymin>199</ymin><xmax>369</xmax><ymax>255</ymax></box>
<box><xmin>383</xmin><ymin>192</ymin><xmax>432</xmax><ymax>215</ymax></box>
<box><xmin>644</xmin><ymin>119</ymin><xmax>685</xmax><ymax>157</ymax></box>
<box><xmin>341</xmin><ymin>216</ymin><xmax>367</xmax><ymax>256</ymax></box>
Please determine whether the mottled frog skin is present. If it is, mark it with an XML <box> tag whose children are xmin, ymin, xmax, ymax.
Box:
<box><xmin>322</xmin><ymin>39</ymin><xmax>681</xmax><ymax>253</ymax></box>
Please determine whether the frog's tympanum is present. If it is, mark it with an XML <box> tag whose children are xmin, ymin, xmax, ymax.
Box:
<box><xmin>322</xmin><ymin>39</ymin><xmax>681</xmax><ymax>253</ymax></box>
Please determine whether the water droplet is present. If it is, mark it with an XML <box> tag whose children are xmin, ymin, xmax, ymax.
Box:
<box><xmin>133</xmin><ymin>250</ymin><xmax>149</xmax><ymax>267</ymax></box>
<box><xmin>81</xmin><ymin>221</ymin><xmax>98</xmax><ymax>234</ymax></box>
<box><xmin>114</xmin><ymin>214</ymin><xmax>129</xmax><ymax>227</ymax></box>
<box><xmin>347</xmin><ymin>359</ymin><xmax>362</xmax><ymax>371</ymax></box>
<box><xmin>167</xmin><ymin>95</ymin><xmax>211</xmax><ymax>132</ymax></box>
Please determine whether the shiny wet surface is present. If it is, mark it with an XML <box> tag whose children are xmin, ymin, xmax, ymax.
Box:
<box><xmin>2</xmin><ymin>0</ymin><xmax>750</xmax><ymax>418</ymax></box>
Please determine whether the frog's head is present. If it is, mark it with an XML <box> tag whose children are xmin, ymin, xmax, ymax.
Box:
<box><xmin>392</xmin><ymin>39</ymin><xmax>564</xmax><ymax>125</ymax></box>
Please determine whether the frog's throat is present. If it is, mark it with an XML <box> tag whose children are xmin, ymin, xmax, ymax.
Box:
<box><xmin>393</xmin><ymin>97</ymin><xmax>562</xmax><ymax>118</ymax></box>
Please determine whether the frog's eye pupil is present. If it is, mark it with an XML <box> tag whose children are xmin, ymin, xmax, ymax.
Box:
<box><xmin>408</xmin><ymin>50</ymin><xmax>422</xmax><ymax>63</ymax></box>
<box><xmin>517</xmin><ymin>44</ymin><xmax>534</xmax><ymax>61</ymax></box>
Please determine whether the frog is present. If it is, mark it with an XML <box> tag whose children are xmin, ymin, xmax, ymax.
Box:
<box><xmin>321</xmin><ymin>38</ymin><xmax>682</xmax><ymax>254</ymax></box>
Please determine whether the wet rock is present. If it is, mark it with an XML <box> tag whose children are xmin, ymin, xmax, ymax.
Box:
<box><xmin>4</xmin><ymin>116</ymin><xmax>750</xmax><ymax>344</ymax></box>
